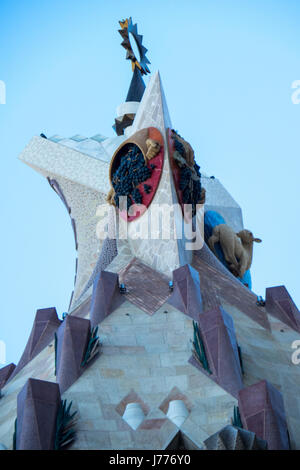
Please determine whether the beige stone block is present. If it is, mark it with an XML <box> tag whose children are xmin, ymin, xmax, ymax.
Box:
<box><xmin>136</xmin><ymin>332</ymin><xmax>165</xmax><ymax>346</ymax></box>
<box><xmin>99</xmin><ymin>355</ymin><xmax>138</xmax><ymax>370</ymax></box>
<box><xmin>109</xmin><ymin>333</ymin><xmax>137</xmax><ymax>347</ymax></box>
<box><xmin>77</xmin><ymin>419</ymin><xmax>95</xmax><ymax>431</ymax></box>
<box><xmin>138</xmin><ymin>376</ymin><xmax>167</xmax><ymax>394</ymax></box>
<box><xmin>160</xmin><ymin>351</ymin><xmax>189</xmax><ymax>367</ymax></box>
<box><xmin>133</xmin><ymin>429</ymin><xmax>166</xmax><ymax>450</ymax></box>
<box><xmin>65</xmin><ymin>375</ymin><xmax>94</xmax><ymax>393</ymax></box>
<box><xmin>92</xmin><ymin>380</ymin><xmax>123</xmax><ymax>403</ymax></box>
<box><xmin>134</xmin><ymin>354</ymin><xmax>162</xmax><ymax>369</ymax></box>
<box><xmin>118</xmin><ymin>377</ymin><xmax>142</xmax><ymax>393</ymax></box>
<box><xmin>165</xmin><ymin>320</ymin><xmax>187</xmax><ymax>332</ymax></box>
<box><xmin>141</xmin><ymin>392</ymin><xmax>168</xmax><ymax>409</ymax></box>
<box><xmin>165</xmin><ymin>375</ymin><xmax>188</xmax><ymax>391</ymax></box>
<box><xmin>144</xmin><ymin>344</ymin><xmax>169</xmax><ymax>353</ymax></box>
<box><xmin>175</xmin><ymin>365</ymin><xmax>194</xmax><ymax>375</ymax></box>
<box><xmin>81</xmin><ymin>430</ymin><xmax>112</xmax><ymax>450</ymax></box>
<box><xmin>99</xmin><ymin>368</ymin><xmax>125</xmax><ymax>378</ymax></box>
<box><xmin>149</xmin><ymin>323</ymin><xmax>168</xmax><ymax>333</ymax></box>
<box><xmin>109</xmin><ymin>431</ymin><xmax>132</xmax><ymax>450</ymax></box>
<box><xmin>90</xmin><ymin>418</ymin><xmax>118</xmax><ymax>432</ymax></box>
<box><xmin>69</xmin><ymin>431</ymin><xmax>89</xmax><ymax>450</ymax></box>
<box><xmin>150</xmin><ymin>366</ymin><xmax>177</xmax><ymax>377</ymax></box>
<box><xmin>77</xmin><ymin>399</ymin><xmax>103</xmax><ymax>420</ymax></box>
<box><xmin>124</xmin><ymin>366</ymin><xmax>151</xmax><ymax>378</ymax></box>
<box><xmin>180</xmin><ymin>417</ymin><xmax>208</xmax><ymax>448</ymax></box>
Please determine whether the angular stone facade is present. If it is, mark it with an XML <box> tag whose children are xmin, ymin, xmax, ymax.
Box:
<box><xmin>1</xmin><ymin>66</ymin><xmax>297</xmax><ymax>451</ymax></box>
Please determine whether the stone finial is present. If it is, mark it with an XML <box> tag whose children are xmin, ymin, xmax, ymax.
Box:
<box><xmin>10</xmin><ymin>307</ymin><xmax>61</xmax><ymax>381</ymax></box>
<box><xmin>15</xmin><ymin>378</ymin><xmax>61</xmax><ymax>450</ymax></box>
<box><xmin>90</xmin><ymin>270</ymin><xmax>124</xmax><ymax>327</ymax></box>
<box><xmin>192</xmin><ymin>306</ymin><xmax>244</xmax><ymax>397</ymax></box>
<box><xmin>0</xmin><ymin>363</ymin><xmax>16</xmax><ymax>389</ymax></box>
<box><xmin>265</xmin><ymin>285</ymin><xmax>300</xmax><ymax>332</ymax></box>
<box><xmin>238</xmin><ymin>380</ymin><xmax>290</xmax><ymax>450</ymax></box>
<box><xmin>168</xmin><ymin>264</ymin><xmax>203</xmax><ymax>320</ymax></box>
<box><xmin>55</xmin><ymin>315</ymin><xmax>91</xmax><ymax>394</ymax></box>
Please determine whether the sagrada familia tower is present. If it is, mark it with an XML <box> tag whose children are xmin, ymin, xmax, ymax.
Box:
<box><xmin>0</xmin><ymin>18</ymin><xmax>299</xmax><ymax>451</ymax></box>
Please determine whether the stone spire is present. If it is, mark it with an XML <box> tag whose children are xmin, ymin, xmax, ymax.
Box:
<box><xmin>107</xmin><ymin>70</ymin><xmax>202</xmax><ymax>279</ymax></box>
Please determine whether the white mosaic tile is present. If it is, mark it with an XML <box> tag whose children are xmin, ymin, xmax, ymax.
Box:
<box><xmin>19</xmin><ymin>136</ymin><xmax>111</xmax><ymax>194</ymax></box>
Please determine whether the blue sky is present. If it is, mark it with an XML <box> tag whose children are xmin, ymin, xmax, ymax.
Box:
<box><xmin>0</xmin><ymin>0</ymin><xmax>299</xmax><ymax>365</ymax></box>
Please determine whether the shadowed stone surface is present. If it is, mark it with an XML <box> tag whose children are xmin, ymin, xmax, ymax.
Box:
<box><xmin>168</xmin><ymin>264</ymin><xmax>203</xmax><ymax>320</ymax></box>
<box><xmin>192</xmin><ymin>246</ymin><xmax>271</xmax><ymax>331</ymax></box>
<box><xmin>202</xmin><ymin>176</ymin><xmax>244</xmax><ymax>232</ymax></box>
<box><xmin>191</xmin><ymin>306</ymin><xmax>243</xmax><ymax>398</ymax></box>
<box><xmin>56</xmin><ymin>316</ymin><xmax>91</xmax><ymax>393</ymax></box>
<box><xmin>265</xmin><ymin>285</ymin><xmax>300</xmax><ymax>333</ymax></box>
<box><xmin>10</xmin><ymin>308</ymin><xmax>61</xmax><ymax>381</ymax></box>
<box><xmin>238</xmin><ymin>380</ymin><xmax>290</xmax><ymax>450</ymax></box>
<box><xmin>165</xmin><ymin>431</ymin><xmax>202</xmax><ymax>450</ymax></box>
<box><xmin>204</xmin><ymin>424</ymin><xmax>267</xmax><ymax>450</ymax></box>
<box><xmin>70</xmin><ymin>295</ymin><xmax>91</xmax><ymax>319</ymax></box>
<box><xmin>0</xmin><ymin>363</ymin><xmax>16</xmax><ymax>389</ymax></box>
<box><xmin>71</xmin><ymin>218</ymin><xmax>78</xmax><ymax>250</ymax></box>
<box><xmin>47</xmin><ymin>177</ymin><xmax>71</xmax><ymax>213</ymax></box>
<box><xmin>90</xmin><ymin>271</ymin><xmax>124</xmax><ymax>327</ymax></box>
<box><xmin>16</xmin><ymin>378</ymin><xmax>61</xmax><ymax>450</ymax></box>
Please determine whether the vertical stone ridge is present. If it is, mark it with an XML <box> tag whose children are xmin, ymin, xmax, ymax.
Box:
<box><xmin>238</xmin><ymin>380</ymin><xmax>290</xmax><ymax>450</ymax></box>
<box><xmin>168</xmin><ymin>264</ymin><xmax>203</xmax><ymax>320</ymax></box>
<box><xmin>15</xmin><ymin>378</ymin><xmax>61</xmax><ymax>450</ymax></box>
<box><xmin>0</xmin><ymin>363</ymin><xmax>16</xmax><ymax>389</ymax></box>
<box><xmin>55</xmin><ymin>316</ymin><xmax>91</xmax><ymax>394</ymax></box>
<box><xmin>90</xmin><ymin>270</ymin><xmax>124</xmax><ymax>327</ymax></box>
<box><xmin>265</xmin><ymin>285</ymin><xmax>300</xmax><ymax>332</ymax></box>
<box><xmin>9</xmin><ymin>308</ymin><xmax>61</xmax><ymax>382</ymax></box>
<box><xmin>193</xmin><ymin>306</ymin><xmax>244</xmax><ymax>398</ymax></box>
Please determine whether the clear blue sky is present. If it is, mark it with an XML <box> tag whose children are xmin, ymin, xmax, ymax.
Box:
<box><xmin>0</xmin><ymin>0</ymin><xmax>299</xmax><ymax>365</ymax></box>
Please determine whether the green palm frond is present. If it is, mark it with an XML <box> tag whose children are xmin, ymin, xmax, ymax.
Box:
<box><xmin>81</xmin><ymin>326</ymin><xmax>101</xmax><ymax>367</ymax></box>
<box><xmin>192</xmin><ymin>321</ymin><xmax>212</xmax><ymax>374</ymax></box>
<box><xmin>54</xmin><ymin>399</ymin><xmax>77</xmax><ymax>450</ymax></box>
<box><xmin>232</xmin><ymin>405</ymin><xmax>243</xmax><ymax>428</ymax></box>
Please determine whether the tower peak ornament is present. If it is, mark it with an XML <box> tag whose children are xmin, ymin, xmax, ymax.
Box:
<box><xmin>119</xmin><ymin>17</ymin><xmax>150</xmax><ymax>75</ymax></box>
